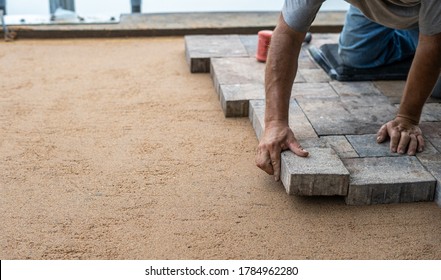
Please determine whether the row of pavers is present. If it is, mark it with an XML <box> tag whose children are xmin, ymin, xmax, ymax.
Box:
<box><xmin>185</xmin><ymin>34</ymin><xmax>441</xmax><ymax>206</ymax></box>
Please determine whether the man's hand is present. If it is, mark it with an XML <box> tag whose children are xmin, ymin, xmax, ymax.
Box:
<box><xmin>256</xmin><ymin>122</ymin><xmax>308</xmax><ymax>182</ymax></box>
<box><xmin>376</xmin><ymin>116</ymin><xmax>424</xmax><ymax>156</ymax></box>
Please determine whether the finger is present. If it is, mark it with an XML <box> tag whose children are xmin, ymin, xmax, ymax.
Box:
<box><xmin>407</xmin><ymin>134</ymin><xmax>418</xmax><ymax>156</ymax></box>
<box><xmin>288</xmin><ymin>141</ymin><xmax>309</xmax><ymax>157</ymax></box>
<box><xmin>417</xmin><ymin>135</ymin><xmax>425</xmax><ymax>153</ymax></box>
<box><xmin>397</xmin><ymin>131</ymin><xmax>411</xmax><ymax>154</ymax></box>
<box><xmin>255</xmin><ymin>147</ymin><xmax>274</xmax><ymax>175</ymax></box>
<box><xmin>389</xmin><ymin>126</ymin><xmax>401</xmax><ymax>153</ymax></box>
<box><xmin>270</xmin><ymin>148</ymin><xmax>282</xmax><ymax>182</ymax></box>
<box><xmin>376</xmin><ymin>124</ymin><xmax>388</xmax><ymax>143</ymax></box>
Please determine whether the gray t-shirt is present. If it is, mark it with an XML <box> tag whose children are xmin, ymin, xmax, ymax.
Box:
<box><xmin>282</xmin><ymin>0</ymin><xmax>441</xmax><ymax>35</ymax></box>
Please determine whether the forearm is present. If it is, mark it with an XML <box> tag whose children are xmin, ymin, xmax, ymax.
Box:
<box><xmin>265</xmin><ymin>15</ymin><xmax>306</xmax><ymax>127</ymax></box>
<box><xmin>398</xmin><ymin>33</ymin><xmax>441</xmax><ymax>124</ymax></box>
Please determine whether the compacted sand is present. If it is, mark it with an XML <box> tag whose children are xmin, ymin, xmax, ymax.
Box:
<box><xmin>1</xmin><ymin>37</ymin><xmax>440</xmax><ymax>259</ymax></box>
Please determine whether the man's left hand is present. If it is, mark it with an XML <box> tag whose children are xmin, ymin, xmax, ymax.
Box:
<box><xmin>376</xmin><ymin>116</ymin><xmax>424</xmax><ymax>155</ymax></box>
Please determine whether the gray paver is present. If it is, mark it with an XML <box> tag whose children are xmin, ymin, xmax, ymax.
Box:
<box><xmin>249</xmin><ymin>100</ymin><xmax>265</xmax><ymax>141</ymax></box>
<box><xmin>421</xmin><ymin>103</ymin><xmax>441</xmax><ymax>122</ymax></box>
<box><xmin>297</xmin><ymin>98</ymin><xmax>396</xmax><ymax>136</ymax></box>
<box><xmin>185</xmin><ymin>35</ymin><xmax>249</xmax><ymax>73</ymax></box>
<box><xmin>346</xmin><ymin>134</ymin><xmax>439</xmax><ymax>157</ymax></box>
<box><xmin>249</xmin><ymin>99</ymin><xmax>317</xmax><ymax>141</ymax></box>
<box><xmin>343</xmin><ymin>157</ymin><xmax>436</xmax><ymax>205</ymax></box>
<box><xmin>281</xmin><ymin>148</ymin><xmax>350</xmax><ymax>196</ymax></box>
<box><xmin>331</xmin><ymin>83</ymin><xmax>392</xmax><ymax>108</ymax></box>
<box><xmin>270</xmin><ymin>135</ymin><xmax>358</xmax><ymax>159</ymax></box>
<box><xmin>220</xmin><ymin>84</ymin><xmax>264</xmax><ymax>117</ymax></box>
<box><xmin>437</xmin><ymin>185</ymin><xmax>441</xmax><ymax>207</ymax></box>
<box><xmin>330</xmin><ymin>81</ymin><xmax>383</xmax><ymax>97</ymax></box>
<box><xmin>373</xmin><ymin>80</ymin><xmax>441</xmax><ymax>104</ymax></box>
<box><xmin>291</xmin><ymin>83</ymin><xmax>338</xmax><ymax>99</ymax></box>
<box><xmin>372</xmin><ymin>80</ymin><xmax>404</xmax><ymax>104</ymax></box>
<box><xmin>417</xmin><ymin>153</ymin><xmax>441</xmax><ymax>207</ymax></box>
<box><xmin>299</xmin><ymin>47</ymin><xmax>319</xmax><ymax>70</ymax></box>
<box><xmin>346</xmin><ymin>134</ymin><xmax>395</xmax><ymax>157</ymax></box>
<box><xmin>239</xmin><ymin>35</ymin><xmax>258</xmax><ymax>57</ymax></box>
<box><xmin>320</xmin><ymin>136</ymin><xmax>359</xmax><ymax>158</ymax></box>
<box><xmin>210</xmin><ymin>57</ymin><xmax>265</xmax><ymax>96</ymax></box>
<box><xmin>309</xmin><ymin>33</ymin><xmax>340</xmax><ymax>49</ymax></box>
<box><xmin>218</xmin><ymin>82</ymin><xmax>335</xmax><ymax>118</ymax></box>
<box><xmin>298</xmin><ymin>69</ymin><xmax>331</xmax><ymax>83</ymax></box>
<box><xmin>211</xmin><ymin>56</ymin><xmax>308</xmax><ymax>97</ymax></box>
<box><xmin>420</xmin><ymin>122</ymin><xmax>441</xmax><ymax>152</ymax></box>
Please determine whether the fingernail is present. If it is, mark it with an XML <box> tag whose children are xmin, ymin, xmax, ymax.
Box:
<box><xmin>275</xmin><ymin>176</ymin><xmax>280</xmax><ymax>182</ymax></box>
<box><xmin>392</xmin><ymin>147</ymin><xmax>397</xmax><ymax>153</ymax></box>
<box><xmin>398</xmin><ymin>149</ymin><xmax>404</xmax><ymax>154</ymax></box>
<box><xmin>376</xmin><ymin>136</ymin><xmax>381</xmax><ymax>142</ymax></box>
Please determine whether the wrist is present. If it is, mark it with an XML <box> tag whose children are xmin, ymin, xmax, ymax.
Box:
<box><xmin>265</xmin><ymin>120</ymin><xmax>289</xmax><ymax>131</ymax></box>
<box><xmin>395</xmin><ymin>113</ymin><xmax>419</xmax><ymax>126</ymax></box>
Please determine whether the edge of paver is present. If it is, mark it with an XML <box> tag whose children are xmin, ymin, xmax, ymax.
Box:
<box><xmin>280</xmin><ymin>148</ymin><xmax>350</xmax><ymax>196</ymax></box>
<box><xmin>436</xmin><ymin>183</ymin><xmax>441</xmax><ymax>207</ymax></box>
<box><xmin>344</xmin><ymin>157</ymin><xmax>437</xmax><ymax>205</ymax></box>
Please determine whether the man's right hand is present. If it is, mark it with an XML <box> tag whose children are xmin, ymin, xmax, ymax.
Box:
<box><xmin>255</xmin><ymin>122</ymin><xmax>309</xmax><ymax>182</ymax></box>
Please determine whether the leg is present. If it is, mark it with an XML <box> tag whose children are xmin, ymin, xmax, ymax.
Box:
<box><xmin>339</xmin><ymin>5</ymin><xmax>418</xmax><ymax>68</ymax></box>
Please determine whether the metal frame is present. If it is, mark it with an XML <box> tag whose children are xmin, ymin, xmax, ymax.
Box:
<box><xmin>50</xmin><ymin>0</ymin><xmax>75</xmax><ymax>14</ymax></box>
<box><xmin>0</xmin><ymin>0</ymin><xmax>5</xmax><ymax>15</ymax></box>
<box><xmin>131</xmin><ymin>0</ymin><xmax>142</xmax><ymax>13</ymax></box>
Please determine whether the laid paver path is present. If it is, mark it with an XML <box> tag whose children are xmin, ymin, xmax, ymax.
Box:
<box><xmin>185</xmin><ymin>34</ymin><xmax>441</xmax><ymax>206</ymax></box>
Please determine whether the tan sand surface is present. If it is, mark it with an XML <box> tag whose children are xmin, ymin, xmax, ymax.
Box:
<box><xmin>1</xmin><ymin>37</ymin><xmax>440</xmax><ymax>259</ymax></box>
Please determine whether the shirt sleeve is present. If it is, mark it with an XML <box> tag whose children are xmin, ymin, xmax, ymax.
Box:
<box><xmin>419</xmin><ymin>0</ymin><xmax>441</xmax><ymax>35</ymax></box>
<box><xmin>282</xmin><ymin>0</ymin><xmax>326</xmax><ymax>32</ymax></box>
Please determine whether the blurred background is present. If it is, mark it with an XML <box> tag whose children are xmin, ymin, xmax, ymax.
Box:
<box><xmin>1</xmin><ymin>0</ymin><xmax>349</xmax><ymax>16</ymax></box>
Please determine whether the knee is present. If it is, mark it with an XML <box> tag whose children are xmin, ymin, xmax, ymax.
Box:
<box><xmin>338</xmin><ymin>44</ymin><xmax>375</xmax><ymax>68</ymax></box>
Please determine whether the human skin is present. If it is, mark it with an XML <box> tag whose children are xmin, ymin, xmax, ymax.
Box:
<box><xmin>255</xmin><ymin>15</ymin><xmax>441</xmax><ymax>181</ymax></box>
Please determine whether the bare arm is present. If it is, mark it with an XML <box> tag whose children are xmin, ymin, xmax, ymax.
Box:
<box><xmin>256</xmin><ymin>15</ymin><xmax>308</xmax><ymax>181</ymax></box>
<box><xmin>377</xmin><ymin>32</ymin><xmax>441</xmax><ymax>155</ymax></box>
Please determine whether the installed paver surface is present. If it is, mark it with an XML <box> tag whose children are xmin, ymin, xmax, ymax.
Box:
<box><xmin>185</xmin><ymin>34</ymin><xmax>441</xmax><ymax>205</ymax></box>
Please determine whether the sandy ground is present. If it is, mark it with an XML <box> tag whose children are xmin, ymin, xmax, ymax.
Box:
<box><xmin>1</xmin><ymin>37</ymin><xmax>440</xmax><ymax>260</ymax></box>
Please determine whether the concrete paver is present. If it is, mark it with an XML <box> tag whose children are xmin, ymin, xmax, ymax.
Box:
<box><xmin>297</xmin><ymin>98</ymin><xmax>396</xmax><ymax>135</ymax></box>
<box><xmin>320</xmin><ymin>136</ymin><xmax>358</xmax><ymax>158</ymax></box>
<box><xmin>210</xmin><ymin>57</ymin><xmax>265</xmax><ymax>97</ymax></box>
<box><xmin>186</xmin><ymin>33</ymin><xmax>441</xmax><ymax>206</ymax></box>
<box><xmin>343</xmin><ymin>157</ymin><xmax>436</xmax><ymax>205</ymax></box>
<box><xmin>346</xmin><ymin>134</ymin><xmax>398</xmax><ymax>157</ymax></box>
<box><xmin>330</xmin><ymin>81</ymin><xmax>383</xmax><ymax>97</ymax></box>
<box><xmin>291</xmin><ymin>83</ymin><xmax>339</xmax><ymax>99</ymax></box>
<box><xmin>185</xmin><ymin>35</ymin><xmax>249</xmax><ymax>73</ymax></box>
<box><xmin>346</xmin><ymin>134</ymin><xmax>439</xmax><ymax>157</ymax></box>
<box><xmin>281</xmin><ymin>148</ymin><xmax>350</xmax><ymax>196</ymax></box>
<box><xmin>420</xmin><ymin>103</ymin><xmax>441</xmax><ymax>122</ymax></box>
<box><xmin>298</xmin><ymin>69</ymin><xmax>331</xmax><ymax>83</ymax></box>
<box><xmin>249</xmin><ymin>99</ymin><xmax>317</xmax><ymax>141</ymax></box>
<box><xmin>417</xmin><ymin>153</ymin><xmax>441</xmax><ymax>207</ymax></box>
<box><xmin>239</xmin><ymin>35</ymin><xmax>258</xmax><ymax>57</ymax></box>
<box><xmin>420</xmin><ymin>122</ymin><xmax>441</xmax><ymax>152</ymax></box>
<box><xmin>220</xmin><ymin>84</ymin><xmax>264</xmax><ymax>117</ymax></box>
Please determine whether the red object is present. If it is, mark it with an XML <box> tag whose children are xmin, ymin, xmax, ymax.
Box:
<box><xmin>256</xmin><ymin>30</ymin><xmax>273</xmax><ymax>62</ymax></box>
